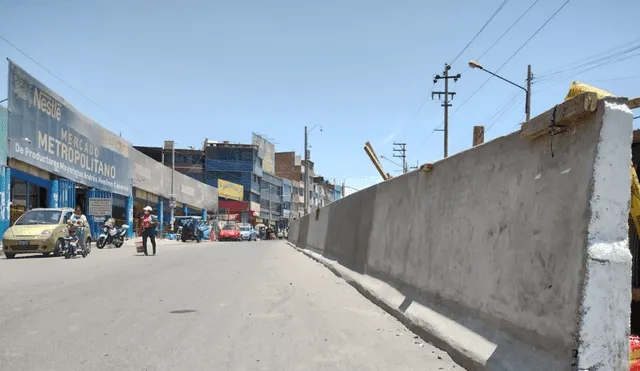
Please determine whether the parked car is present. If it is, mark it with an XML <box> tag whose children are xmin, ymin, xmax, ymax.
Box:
<box><xmin>2</xmin><ymin>208</ymin><xmax>81</xmax><ymax>259</ymax></box>
<box><xmin>218</xmin><ymin>224</ymin><xmax>242</xmax><ymax>241</ymax></box>
<box><xmin>239</xmin><ymin>225</ymin><xmax>257</xmax><ymax>241</ymax></box>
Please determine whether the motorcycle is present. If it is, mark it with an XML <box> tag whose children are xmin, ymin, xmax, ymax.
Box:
<box><xmin>96</xmin><ymin>224</ymin><xmax>129</xmax><ymax>249</ymax></box>
<box><xmin>63</xmin><ymin>234</ymin><xmax>88</xmax><ymax>259</ymax></box>
<box><xmin>175</xmin><ymin>226</ymin><xmax>184</xmax><ymax>242</ymax></box>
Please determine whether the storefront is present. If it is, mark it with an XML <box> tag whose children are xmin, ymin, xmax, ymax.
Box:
<box><xmin>0</xmin><ymin>61</ymin><xmax>133</xmax><ymax>241</ymax></box>
<box><xmin>0</xmin><ymin>62</ymin><xmax>219</xmax><ymax>241</ymax></box>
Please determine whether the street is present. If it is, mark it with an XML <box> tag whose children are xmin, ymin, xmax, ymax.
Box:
<box><xmin>0</xmin><ymin>240</ymin><xmax>459</xmax><ymax>371</ymax></box>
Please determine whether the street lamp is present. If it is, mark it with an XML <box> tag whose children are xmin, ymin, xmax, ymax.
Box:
<box><xmin>468</xmin><ymin>60</ymin><xmax>531</xmax><ymax>121</ymax></box>
<box><xmin>303</xmin><ymin>125</ymin><xmax>322</xmax><ymax>215</ymax></box>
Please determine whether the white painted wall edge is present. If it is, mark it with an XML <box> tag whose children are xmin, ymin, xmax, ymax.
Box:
<box><xmin>577</xmin><ymin>100</ymin><xmax>633</xmax><ymax>370</ymax></box>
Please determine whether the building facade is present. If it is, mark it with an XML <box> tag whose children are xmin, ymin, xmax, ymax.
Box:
<box><xmin>203</xmin><ymin>141</ymin><xmax>262</xmax><ymax>221</ymax></box>
<box><xmin>0</xmin><ymin>61</ymin><xmax>218</xmax><ymax>241</ymax></box>
<box><xmin>133</xmin><ymin>145</ymin><xmax>205</xmax><ymax>183</ymax></box>
<box><xmin>259</xmin><ymin>172</ymin><xmax>282</xmax><ymax>226</ymax></box>
<box><xmin>275</xmin><ymin>151</ymin><xmax>305</xmax><ymax>218</ymax></box>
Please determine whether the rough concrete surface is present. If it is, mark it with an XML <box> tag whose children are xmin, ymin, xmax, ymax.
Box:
<box><xmin>0</xmin><ymin>240</ymin><xmax>461</xmax><ymax>371</ymax></box>
<box><xmin>576</xmin><ymin>100</ymin><xmax>633</xmax><ymax>370</ymax></box>
<box><xmin>288</xmin><ymin>98</ymin><xmax>634</xmax><ymax>369</ymax></box>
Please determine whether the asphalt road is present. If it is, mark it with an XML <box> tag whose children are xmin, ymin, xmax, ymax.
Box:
<box><xmin>0</xmin><ymin>240</ymin><xmax>460</xmax><ymax>371</ymax></box>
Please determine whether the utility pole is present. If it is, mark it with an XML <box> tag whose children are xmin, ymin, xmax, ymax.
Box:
<box><xmin>432</xmin><ymin>64</ymin><xmax>461</xmax><ymax>158</ymax></box>
<box><xmin>303</xmin><ymin>126</ymin><xmax>309</xmax><ymax>215</ymax></box>
<box><xmin>392</xmin><ymin>142</ymin><xmax>407</xmax><ymax>174</ymax></box>
<box><xmin>526</xmin><ymin>64</ymin><xmax>532</xmax><ymax>122</ymax></box>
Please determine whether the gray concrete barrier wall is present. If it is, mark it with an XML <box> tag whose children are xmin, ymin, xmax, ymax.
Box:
<box><xmin>291</xmin><ymin>97</ymin><xmax>634</xmax><ymax>369</ymax></box>
<box><xmin>305</xmin><ymin>203</ymin><xmax>331</xmax><ymax>254</ymax></box>
<box><xmin>288</xmin><ymin>218</ymin><xmax>299</xmax><ymax>244</ymax></box>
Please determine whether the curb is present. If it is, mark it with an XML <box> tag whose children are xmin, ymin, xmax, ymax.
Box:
<box><xmin>285</xmin><ymin>242</ymin><xmax>549</xmax><ymax>371</ymax></box>
<box><xmin>286</xmin><ymin>242</ymin><xmax>480</xmax><ymax>370</ymax></box>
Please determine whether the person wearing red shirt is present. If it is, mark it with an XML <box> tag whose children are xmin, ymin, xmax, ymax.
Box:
<box><xmin>138</xmin><ymin>206</ymin><xmax>157</xmax><ymax>256</ymax></box>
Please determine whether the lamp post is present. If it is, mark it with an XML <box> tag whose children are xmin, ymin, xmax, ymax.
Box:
<box><xmin>303</xmin><ymin>125</ymin><xmax>322</xmax><ymax>215</ymax></box>
<box><xmin>468</xmin><ymin>60</ymin><xmax>532</xmax><ymax>121</ymax></box>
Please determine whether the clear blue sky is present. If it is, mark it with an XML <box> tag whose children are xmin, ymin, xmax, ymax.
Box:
<box><xmin>1</xmin><ymin>0</ymin><xmax>639</xmax><ymax>192</ymax></box>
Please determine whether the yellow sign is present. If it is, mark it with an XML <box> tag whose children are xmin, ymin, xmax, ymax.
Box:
<box><xmin>218</xmin><ymin>179</ymin><xmax>244</xmax><ymax>201</ymax></box>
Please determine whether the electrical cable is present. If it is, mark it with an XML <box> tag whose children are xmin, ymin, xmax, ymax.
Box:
<box><xmin>449</xmin><ymin>0</ymin><xmax>510</xmax><ymax>66</ymax></box>
<box><xmin>475</xmin><ymin>0</ymin><xmax>541</xmax><ymax>63</ymax></box>
<box><xmin>448</xmin><ymin>0</ymin><xmax>572</xmax><ymax>119</ymax></box>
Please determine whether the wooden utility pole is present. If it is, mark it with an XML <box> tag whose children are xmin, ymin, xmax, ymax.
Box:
<box><xmin>432</xmin><ymin>64</ymin><xmax>461</xmax><ymax>158</ymax></box>
<box><xmin>473</xmin><ymin>126</ymin><xmax>485</xmax><ymax>146</ymax></box>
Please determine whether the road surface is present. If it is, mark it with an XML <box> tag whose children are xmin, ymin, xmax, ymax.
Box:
<box><xmin>0</xmin><ymin>240</ymin><xmax>460</xmax><ymax>371</ymax></box>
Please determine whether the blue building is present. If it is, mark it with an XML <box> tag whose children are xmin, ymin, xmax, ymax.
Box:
<box><xmin>204</xmin><ymin>141</ymin><xmax>262</xmax><ymax>217</ymax></box>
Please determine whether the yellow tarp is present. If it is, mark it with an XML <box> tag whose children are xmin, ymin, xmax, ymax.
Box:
<box><xmin>564</xmin><ymin>81</ymin><xmax>615</xmax><ymax>101</ymax></box>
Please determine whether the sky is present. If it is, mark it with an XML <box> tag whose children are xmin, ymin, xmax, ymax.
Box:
<box><xmin>1</xmin><ymin>0</ymin><xmax>639</xmax><ymax>195</ymax></box>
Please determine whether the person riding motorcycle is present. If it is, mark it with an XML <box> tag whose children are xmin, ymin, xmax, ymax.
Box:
<box><xmin>67</xmin><ymin>206</ymin><xmax>89</xmax><ymax>252</ymax></box>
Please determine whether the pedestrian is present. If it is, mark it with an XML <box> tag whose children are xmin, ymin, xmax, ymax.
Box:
<box><xmin>138</xmin><ymin>206</ymin><xmax>158</xmax><ymax>256</ymax></box>
<box><xmin>67</xmin><ymin>206</ymin><xmax>89</xmax><ymax>252</ymax></box>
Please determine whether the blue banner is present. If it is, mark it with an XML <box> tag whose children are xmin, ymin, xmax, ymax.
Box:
<box><xmin>7</xmin><ymin>61</ymin><xmax>132</xmax><ymax>196</ymax></box>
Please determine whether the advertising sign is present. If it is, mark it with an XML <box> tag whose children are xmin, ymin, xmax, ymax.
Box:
<box><xmin>252</xmin><ymin>133</ymin><xmax>275</xmax><ymax>175</ymax></box>
<box><xmin>218</xmin><ymin>179</ymin><xmax>244</xmax><ymax>201</ymax></box>
<box><xmin>88</xmin><ymin>198</ymin><xmax>112</xmax><ymax>216</ymax></box>
<box><xmin>7</xmin><ymin>61</ymin><xmax>132</xmax><ymax>196</ymax></box>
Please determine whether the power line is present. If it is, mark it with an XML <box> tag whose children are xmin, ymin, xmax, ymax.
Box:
<box><xmin>447</xmin><ymin>0</ymin><xmax>572</xmax><ymax>119</ymax></box>
<box><xmin>590</xmin><ymin>75</ymin><xmax>640</xmax><ymax>82</ymax></box>
<box><xmin>419</xmin><ymin>0</ymin><xmax>539</xmax><ymax>146</ymax></box>
<box><xmin>449</xmin><ymin>0</ymin><xmax>510</xmax><ymax>66</ymax></box>
<box><xmin>475</xmin><ymin>0</ymin><xmax>541</xmax><ymax>62</ymax></box>
<box><xmin>536</xmin><ymin>36</ymin><xmax>640</xmax><ymax>78</ymax></box>
<box><xmin>0</xmin><ymin>34</ymin><xmax>135</xmax><ymax>136</ymax></box>
<box><xmin>535</xmin><ymin>42</ymin><xmax>640</xmax><ymax>83</ymax></box>
<box><xmin>486</xmin><ymin>92</ymin><xmax>524</xmax><ymax>132</ymax></box>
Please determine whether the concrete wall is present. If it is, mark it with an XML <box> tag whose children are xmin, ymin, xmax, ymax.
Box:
<box><xmin>288</xmin><ymin>98</ymin><xmax>634</xmax><ymax>369</ymax></box>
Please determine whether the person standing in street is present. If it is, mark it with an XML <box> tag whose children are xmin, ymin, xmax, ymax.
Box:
<box><xmin>138</xmin><ymin>206</ymin><xmax>157</xmax><ymax>256</ymax></box>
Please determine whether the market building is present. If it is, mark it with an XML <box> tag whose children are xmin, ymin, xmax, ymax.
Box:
<box><xmin>0</xmin><ymin>61</ymin><xmax>218</xmax><ymax>240</ymax></box>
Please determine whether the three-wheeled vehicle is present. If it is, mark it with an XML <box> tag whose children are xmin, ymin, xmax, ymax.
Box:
<box><xmin>174</xmin><ymin>216</ymin><xmax>206</xmax><ymax>243</ymax></box>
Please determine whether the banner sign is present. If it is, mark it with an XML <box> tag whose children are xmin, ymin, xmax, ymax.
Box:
<box><xmin>218</xmin><ymin>179</ymin><xmax>244</xmax><ymax>201</ymax></box>
<box><xmin>88</xmin><ymin>198</ymin><xmax>112</xmax><ymax>216</ymax></box>
<box><xmin>7</xmin><ymin>61</ymin><xmax>132</xmax><ymax>196</ymax></box>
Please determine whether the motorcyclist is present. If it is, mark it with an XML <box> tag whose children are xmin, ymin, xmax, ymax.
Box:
<box><xmin>67</xmin><ymin>206</ymin><xmax>89</xmax><ymax>252</ymax></box>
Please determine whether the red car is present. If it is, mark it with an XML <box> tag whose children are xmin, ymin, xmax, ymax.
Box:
<box><xmin>219</xmin><ymin>224</ymin><xmax>242</xmax><ymax>241</ymax></box>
